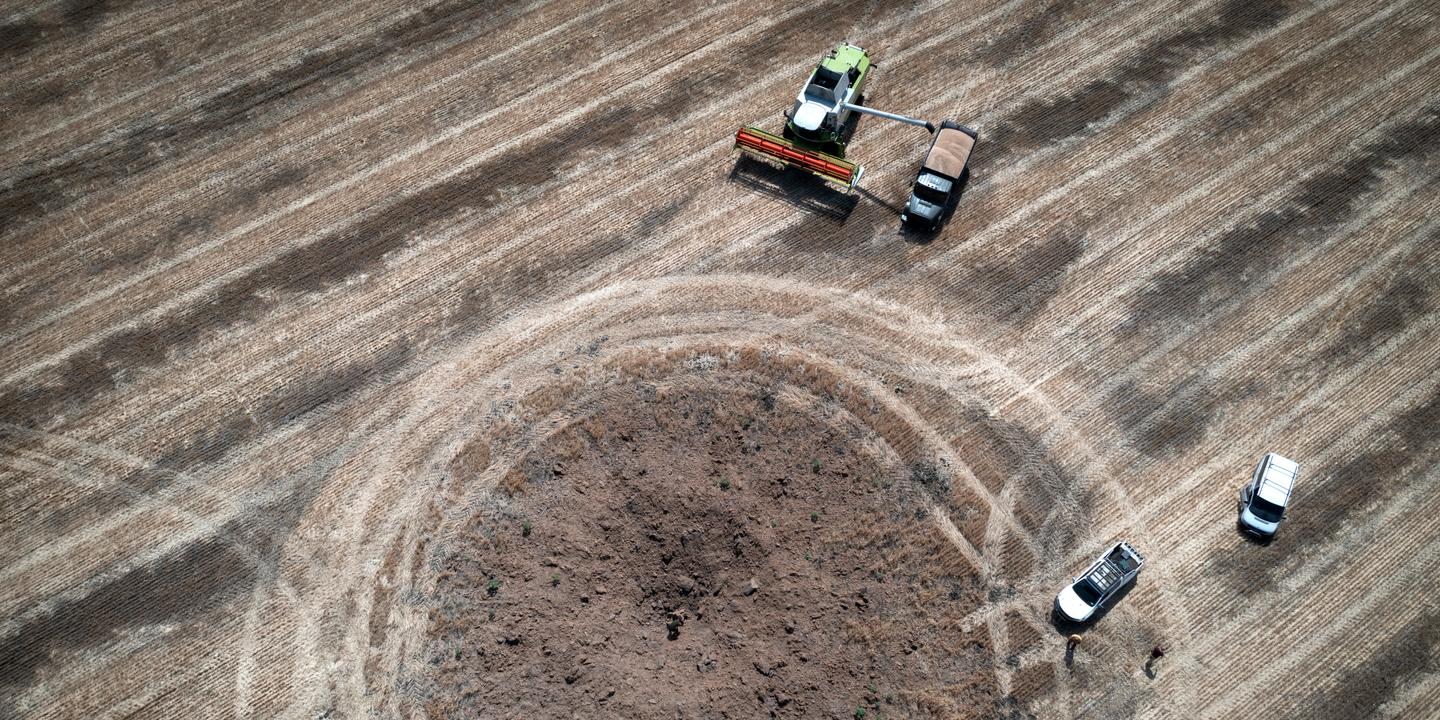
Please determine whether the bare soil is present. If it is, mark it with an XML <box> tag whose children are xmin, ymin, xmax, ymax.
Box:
<box><xmin>425</xmin><ymin>372</ymin><xmax>998</xmax><ymax>718</ymax></box>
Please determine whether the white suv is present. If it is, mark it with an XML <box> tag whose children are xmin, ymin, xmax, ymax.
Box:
<box><xmin>1238</xmin><ymin>452</ymin><xmax>1299</xmax><ymax>537</ymax></box>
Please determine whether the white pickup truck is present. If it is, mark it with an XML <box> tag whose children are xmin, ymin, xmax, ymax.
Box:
<box><xmin>1238</xmin><ymin>452</ymin><xmax>1299</xmax><ymax>537</ymax></box>
<box><xmin>1054</xmin><ymin>541</ymin><xmax>1146</xmax><ymax>623</ymax></box>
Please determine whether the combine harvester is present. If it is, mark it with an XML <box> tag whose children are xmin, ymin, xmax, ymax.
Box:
<box><xmin>734</xmin><ymin>42</ymin><xmax>934</xmax><ymax>190</ymax></box>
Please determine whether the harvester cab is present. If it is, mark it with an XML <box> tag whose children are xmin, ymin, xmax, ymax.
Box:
<box><xmin>734</xmin><ymin>43</ymin><xmax>934</xmax><ymax>190</ymax></box>
<box><xmin>785</xmin><ymin>44</ymin><xmax>869</xmax><ymax>154</ymax></box>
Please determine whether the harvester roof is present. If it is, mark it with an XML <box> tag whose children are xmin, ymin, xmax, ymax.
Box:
<box><xmin>820</xmin><ymin>42</ymin><xmax>868</xmax><ymax>73</ymax></box>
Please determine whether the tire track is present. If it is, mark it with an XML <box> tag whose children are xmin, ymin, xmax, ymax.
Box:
<box><xmin>1090</xmin><ymin>279</ymin><xmax>1440</xmax><ymax>617</ymax></box>
<box><xmin>296</xmin><ymin>283</ymin><xmax>1060</xmax><ymax>713</ymax></box>
<box><xmin>685</xmin><ymin>43</ymin><xmax>1428</xmax><ymax>673</ymax></box>
<box><xmin>578</xmin><ymin>9</ymin><xmax>1422</xmax><ymax>679</ymax></box>
<box><xmin>5</xmin><ymin>272</ymin><xmax>1048</xmax><ymax>705</ymax></box>
<box><xmin>0</xmin><ymin>344</ymin><xmax>412</xmax><ymax>611</ymax></box>
<box><xmin>921</xmin><ymin>41</ymin><xmax>1440</xmax><ymax>535</ymax></box>
<box><xmin>1139</xmin><ymin>364</ymin><xmax>1440</xmax><ymax>657</ymax></box>
<box><xmin>6</xmin><ymin>0</ymin><xmax>1439</xmax><ymax>714</ymax></box>
<box><xmin>0</xmin><ymin>0</ymin><xmax>741</xmax><ymax>418</ymax></box>
<box><xmin>70</xmin><ymin>0</ymin><xmax>1203</xmax><ymax>440</ymax></box>
<box><xmin>2</xmin><ymin>0</ymin><xmax>1180</xmax><ymax>339</ymax></box>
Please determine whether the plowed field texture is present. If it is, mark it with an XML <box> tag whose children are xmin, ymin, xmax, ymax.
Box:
<box><xmin>2</xmin><ymin>0</ymin><xmax>1437</xmax><ymax>718</ymax></box>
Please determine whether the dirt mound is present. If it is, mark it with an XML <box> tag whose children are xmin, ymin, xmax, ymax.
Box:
<box><xmin>423</xmin><ymin>372</ymin><xmax>1000</xmax><ymax>718</ymax></box>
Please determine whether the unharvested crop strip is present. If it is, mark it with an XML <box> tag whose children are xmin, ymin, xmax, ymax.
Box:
<box><xmin>8</xmin><ymin>0</ymin><xmax>1192</xmax><ymax>377</ymax></box>
<box><xmin>1147</xmin><ymin>314</ymin><xmax>1440</xmax><ymax>570</ymax></box>
<box><xmin>946</xmin><ymin>7</ymin><xmax>1438</xmax><ymax>415</ymax></box>
<box><xmin>0</xmin><ymin>0</ymin><xmax>1180</xmax><ymax>443</ymax></box>
<box><xmin>0</xmin><ymin>0</ymin><xmax>752</xmax><ymax>365</ymax></box>
<box><xmin>0</xmin><ymin>0</ymin><xmax>413</xmax><ymax>158</ymax></box>
<box><xmin>1196</xmin><ymin>491</ymin><xmax>1440</xmax><ymax>715</ymax></box>
<box><xmin>0</xmin><ymin>0</ymin><xmax>573</xmax><ymax>275</ymax></box>
<box><xmin>2</xmin><ymin>0</ymin><xmax>1036</xmax><ymax>417</ymax></box>
<box><xmin>895</xmin><ymin>0</ymin><xmax>1416</xmax><ymax>288</ymax></box>
<box><xmin>1140</xmin><ymin>362</ymin><xmax>1440</xmax><ymax>639</ymax></box>
<box><xmin>1088</xmin><ymin>210</ymin><xmax>1439</xmax><ymax>539</ymax></box>
<box><xmin>0</xmin><ymin>0</ymin><xmax>352</xmax><ymax>142</ymax></box>
<box><xmin>0</xmin><ymin>0</ymin><xmax>215</xmax><ymax>93</ymax></box>
<box><xmin>686</xmin><ymin>0</ymin><xmax>1372</xmax><ymax>306</ymax></box>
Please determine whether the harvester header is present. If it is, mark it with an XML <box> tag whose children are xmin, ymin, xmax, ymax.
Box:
<box><xmin>734</xmin><ymin>126</ymin><xmax>862</xmax><ymax>188</ymax></box>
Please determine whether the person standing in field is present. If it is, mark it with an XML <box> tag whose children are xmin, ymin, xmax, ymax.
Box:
<box><xmin>1145</xmin><ymin>644</ymin><xmax>1165</xmax><ymax>678</ymax></box>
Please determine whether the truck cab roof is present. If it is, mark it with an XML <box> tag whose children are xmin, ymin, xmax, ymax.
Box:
<box><xmin>915</xmin><ymin>170</ymin><xmax>954</xmax><ymax>194</ymax></box>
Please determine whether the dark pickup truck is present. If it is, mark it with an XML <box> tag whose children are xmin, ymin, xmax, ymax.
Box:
<box><xmin>900</xmin><ymin>120</ymin><xmax>978</xmax><ymax>231</ymax></box>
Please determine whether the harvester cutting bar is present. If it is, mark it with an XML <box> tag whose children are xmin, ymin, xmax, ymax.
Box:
<box><xmin>734</xmin><ymin>126</ymin><xmax>863</xmax><ymax>189</ymax></box>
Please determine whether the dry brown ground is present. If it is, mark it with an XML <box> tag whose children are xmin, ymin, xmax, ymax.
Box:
<box><xmin>0</xmin><ymin>0</ymin><xmax>1437</xmax><ymax>718</ymax></box>
<box><xmin>424</xmin><ymin>365</ymin><xmax>1000</xmax><ymax>718</ymax></box>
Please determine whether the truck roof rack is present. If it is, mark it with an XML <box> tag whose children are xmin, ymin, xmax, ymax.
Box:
<box><xmin>1087</xmin><ymin>561</ymin><xmax>1123</xmax><ymax>592</ymax></box>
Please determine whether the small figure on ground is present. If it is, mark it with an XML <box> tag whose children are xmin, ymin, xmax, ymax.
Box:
<box><xmin>1065</xmin><ymin>634</ymin><xmax>1082</xmax><ymax>669</ymax></box>
<box><xmin>1145</xmin><ymin>644</ymin><xmax>1166</xmax><ymax>678</ymax></box>
<box><xmin>666</xmin><ymin>608</ymin><xmax>687</xmax><ymax>640</ymax></box>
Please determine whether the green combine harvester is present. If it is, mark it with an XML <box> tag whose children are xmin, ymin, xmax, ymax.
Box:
<box><xmin>734</xmin><ymin>42</ymin><xmax>934</xmax><ymax>190</ymax></box>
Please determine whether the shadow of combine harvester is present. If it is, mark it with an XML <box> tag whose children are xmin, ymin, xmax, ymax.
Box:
<box><xmin>727</xmin><ymin>154</ymin><xmax>859</xmax><ymax>223</ymax></box>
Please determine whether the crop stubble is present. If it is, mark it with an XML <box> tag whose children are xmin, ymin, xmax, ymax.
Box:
<box><xmin>1</xmin><ymin>0</ymin><xmax>1437</xmax><ymax>718</ymax></box>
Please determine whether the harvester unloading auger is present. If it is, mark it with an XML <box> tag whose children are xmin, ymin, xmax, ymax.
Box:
<box><xmin>734</xmin><ymin>42</ymin><xmax>934</xmax><ymax>189</ymax></box>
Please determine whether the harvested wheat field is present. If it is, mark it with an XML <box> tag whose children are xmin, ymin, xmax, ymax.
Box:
<box><xmin>1</xmin><ymin>0</ymin><xmax>1438</xmax><ymax>718</ymax></box>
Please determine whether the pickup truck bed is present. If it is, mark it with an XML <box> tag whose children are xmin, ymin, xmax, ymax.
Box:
<box><xmin>922</xmin><ymin>125</ymin><xmax>975</xmax><ymax>181</ymax></box>
<box><xmin>1083</xmin><ymin>543</ymin><xmax>1144</xmax><ymax>594</ymax></box>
